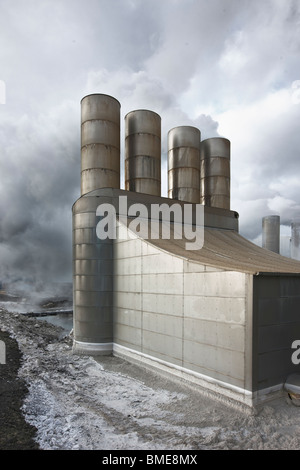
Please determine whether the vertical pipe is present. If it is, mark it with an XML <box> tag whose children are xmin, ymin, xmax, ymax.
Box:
<box><xmin>125</xmin><ymin>109</ymin><xmax>161</xmax><ymax>196</ymax></box>
<box><xmin>262</xmin><ymin>215</ymin><xmax>280</xmax><ymax>253</ymax></box>
<box><xmin>168</xmin><ymin>126</ymin><xmax>201</xmax><ymax>203</ymax></box>
<box><xmin>81</xmin><ymin>94</ymin><xmax>120</xmax><ymax>196</ymax></box>
<box><xmin>200</xmin><ymin>137</ymin><xmax>230</xmax><ymax>209</ymax></box>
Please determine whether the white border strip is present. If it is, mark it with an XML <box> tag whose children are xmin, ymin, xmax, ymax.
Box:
<box><xmin>73</xmin><ymin>340</ymin><xmax>113</xmax><ymax>355</ymax></box>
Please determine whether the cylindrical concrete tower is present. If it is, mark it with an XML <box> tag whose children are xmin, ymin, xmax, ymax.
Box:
<box><xmin>81</xmin><ymin>94</ymin><xmax>120</xmax><ymax>195</ymax></box>
<box><xmin>200</xmin><ymin>137</ymin><xmax>230</xmax><ymax>210</ymax></box>
<box><xmin>125</xmin><ymin>109</ymin><xmax>161</xmax><ymax>196</ymax></box>
<box><xmin>262</xmin><ymin>215</ymin><xmax>280</xmax><ymax>253</ymax></box>
<box><xmin>291</xmin><ymin>219</ymin><xmax>300</xmax><ymax>260</ymax></box>
<box><xmin>72</xmin><ymin>194</ymin><xmax>114</xmax><ymax>355</ymax></box>
<box><xmin>168</xmin><ymin>126</ymin><xmax>201</xmax><ymax>203</ymax></box>
<box><xmin>73</xmin><ymin>93</ymin><xmax>120</xmax><ymax>356</ymax></box>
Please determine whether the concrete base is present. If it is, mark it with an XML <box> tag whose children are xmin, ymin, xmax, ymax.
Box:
<box><xmin>72</xmin><ymin>340</ymin><xmax>113</xmax><ymax>356</ymax></box>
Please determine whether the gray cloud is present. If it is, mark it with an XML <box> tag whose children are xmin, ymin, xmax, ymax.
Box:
<box><xmin>0</xmin><ymin>0</ymin><xmax>300</xmax><ymax>285</ymax></box>
<box><xmin>0</xmin><ymin>99</ymin><xmax>80</xmax><ymax>283</ymax></box>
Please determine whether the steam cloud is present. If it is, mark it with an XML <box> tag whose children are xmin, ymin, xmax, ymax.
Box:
<box><xmin>0</xmin><ymin>0</ymin><xmax>300</xmax><ymax>286</ymax></box>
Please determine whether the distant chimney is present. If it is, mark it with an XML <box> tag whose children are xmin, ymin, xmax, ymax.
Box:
<box><xmin>200</xmin><ymin>137</ymin><xmax>230</xmax><ymax>210</ymax></box>
<box><xmin>125</xmin><ymin>109</ymin><xmax>161</xmax><ymax>196</ymax></box>
<box><xmin>291</xmin><ymin>219</ymin><xmax>300</xmax><ymax>260</ymax></box>
<box><xmin>168</xmin><ymin>126</ymin><xmax>201</xmax><ymax>203</ymax></box>
<box><xmin>81</xmin><ymin>94</ymin><xmax>120</xmax><ymax>196</ymax></box>
<box><xmin>262</xmin><ymin>215</ymin><xmax>280</xmax><ymax>253</ymax></box>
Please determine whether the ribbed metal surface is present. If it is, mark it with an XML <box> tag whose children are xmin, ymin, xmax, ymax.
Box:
<box><xmin>125</xmin><ymin>109</ymin><xmax>161</xmax><ymax>196</ymax></box>
<box><xmin>262</xmin><ymin>215</ymin><xmax>280</xmax><ymax>253</ymax></box>
<box><xmin>81</xmin><ymin>94</ymin><xmax>120</xmax><ymax>196</ymax></box>
<box><xmin>200</xmin><ymin>137</ymin><xmax>230</xmax><ymax>209</ymax></box>
<box><xmin>168</xmin><ymin>126</ymin><xmax>200</xmax><ymax>203</ymax></box>
<box><xmin>72</xmin><ymin>193</ymin><xmax>113</xmax><ymax>351</ymax></box>
<box><xmin>147</xmin><ymin>223</ymin><xmax>300</xmax><ymax>274</ymax></box>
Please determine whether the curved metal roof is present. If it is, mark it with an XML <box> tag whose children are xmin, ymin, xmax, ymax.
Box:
<box><xmin>146</xmin><ymin>227</ymin><xmax>300</xmax><ymax>275</ymax></box>
<box><xmin>78</xmin><ymin>188</ymin><xmax>300</xmax><ymax>275</ymax></box>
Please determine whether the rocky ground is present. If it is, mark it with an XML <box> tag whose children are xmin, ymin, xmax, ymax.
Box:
<box><xmin>0</xmin><ymin>329</ymin><xmax>39</xmax><ymax>449</ymax></box>
<box><xmin>1</xmin><ymin>307</ymin><xmax>300</xmax><ymax>451</ymax></box>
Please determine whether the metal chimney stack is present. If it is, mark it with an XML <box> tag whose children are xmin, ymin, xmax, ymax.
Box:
<box><xmin>291</xmin><ymin>219</ymin><xmax>300</xmax><ymax>260</ymax></box>
<box><xmin>73</xmin><ymin>93</ymin><xmax>121</xmax><ymax>356</ymax></box>
<box><xmin>262</xmin><ymin>215</ymin><xmax>280</xmax><ymax>253</ymax></box>
<box><xmin>200</xmin><ymin>137</ymin><xmax>230</xmax><ymax>210</ymax></box>
<box><xmin>168</xmin><ymin>126</ymin><xmax>201</xmax><ymax>203</ymax></box>
<box><xmin>81</xmin><ymin>94</ymin><xmax>120</xmax><ymax>196</ymax></box>
<box><xmin>125</xmin><ymin>109</ymin><xmax>161</xmax><ymax>196</ymax></box>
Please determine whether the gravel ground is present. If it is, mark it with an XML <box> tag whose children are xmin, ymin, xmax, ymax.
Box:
<box><xmin>1</xmin><ymin>307</ymin><xmax>300</xmax><ymax>451</ymax></box>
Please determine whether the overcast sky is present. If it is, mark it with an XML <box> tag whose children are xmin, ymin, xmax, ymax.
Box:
<box><xmin>0</xmin><ymin>0</ymin><xmax>300</xmax><ymax>286</ymax></box>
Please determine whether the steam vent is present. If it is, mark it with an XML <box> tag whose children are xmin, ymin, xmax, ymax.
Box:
<box><xmin>73</xmin><ymin>93</ymin><xmax>300</xmax><ymax>408</ymax></box>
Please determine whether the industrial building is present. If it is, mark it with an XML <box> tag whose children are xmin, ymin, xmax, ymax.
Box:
<box><xmin>72</xmin><ymin>94</ymin><xmax>300</xmax><ymax>408</ymax></box>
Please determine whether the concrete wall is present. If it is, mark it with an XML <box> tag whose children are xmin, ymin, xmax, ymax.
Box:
<box><xmin>113</xmin><ymin>224</ymin><xmax>253</xmax><ymax>404</ymax></box>
<box><xmin>72</xmin><ymin>188</ymin><xmax>239</xmax><ymax>356</ymax></box>
<box><xmin>253</xmin><ymin>274</ymin><xmax>300</xmax><ymax>398</ymax></box>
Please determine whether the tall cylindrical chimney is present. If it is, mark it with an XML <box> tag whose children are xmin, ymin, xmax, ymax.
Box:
<box><xmin>200</xmin><ymin>137</ymin><xmax>230</xmax><ymax>209</ymax></box>
<box><xmin>168</xmin><ymin>126</ymin><xmax>201</xmax><ymax>203</ymax></box>
<box><xmin>262</xmin><ymin>215</ymin><xmax>280</xmax><ymax>253</ymax></box>
<box><xmin>291</xmin><ymin>219</ymin><xmax>300</xmax><ymax>260</ymax></box>
<box><xmin>81</xmin><ymin>94</ymin><xmax>120</xmax><ymax>196</ymax></box>
<box><xmin>125</xmin><ymin>109</ymin><xmax>161</xmax><ymax>196</ymax></box>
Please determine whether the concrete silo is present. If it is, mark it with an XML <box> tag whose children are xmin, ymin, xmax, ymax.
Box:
<box><xmin>200</xmin><ymin>137</ymin><xmax>230</xmax><ymax>210</ymax></box>
<box><xmin>125</xmin><ymin>109</ymin><xmax>161</xmax><ymax>196</ymax></box>
<box><xmin>73</xmin><ymin>94</ymin><xmax>120</xmax><ymax>355</ymax></box>
<box><xmin>81</xmin><ymin>94</ymin><xmax>120</xmax><ymax>195</ymax></box>
<box><xmin>262</xmin><ymin>215</ymin><xmax>280</xmax><ymax>254</ymax></box>
<box><xmin>168</xmin><ymin>126</ymin><xmax>201</xmax><ymax>203</ymax></box>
